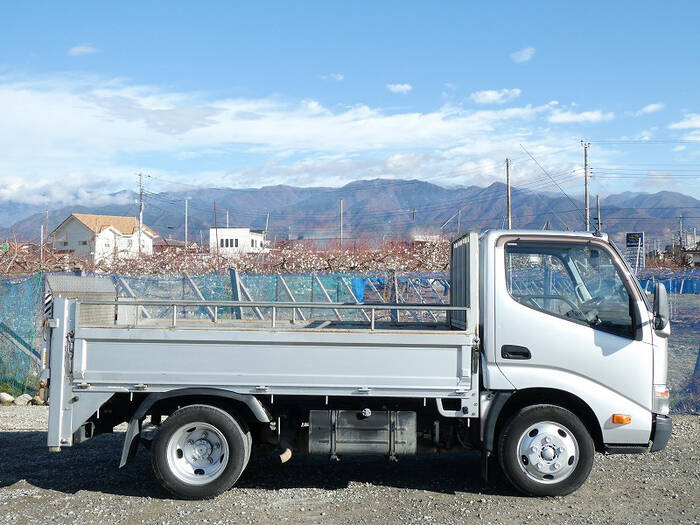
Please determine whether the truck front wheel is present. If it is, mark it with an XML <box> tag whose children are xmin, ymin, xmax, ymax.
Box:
<box><xmin>498</xmin><ymin>404</ymin><xmax>594</xmax><ymax>497</ymax></box>
<box><xmin>151</xmin><ymin>404</ymin><xmax>250</xmax><ymax>499</ymax></box>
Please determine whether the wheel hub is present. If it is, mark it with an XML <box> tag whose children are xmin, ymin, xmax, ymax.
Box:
<box><xmin>540</xmin><ymin>445</ymin><xmax>556</xmax><ymax>461</ymax></box>
<box><xmin>167</xmin><ymin>422</ymin><xmax>229</xmax><ymax>485</ymax></box>
<box><xmin>517</xmin><ymin>421</ymin><xmax>579</xmax><ymax>484</ymax></box>
<box><xmin>190</xmin><ymin>439</ymin><xmax>213</xmax><ymax>461</ymax></box>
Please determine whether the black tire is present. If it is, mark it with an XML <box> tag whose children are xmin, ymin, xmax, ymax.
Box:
<box><xmin>498</xmin><ymin>404</ymin><xmax>594</xmax><ymax>497</ymax></box>
<box><xmin>151</xmin><ymin>404</ymin><xmax>249</xmax><ymax>499</ymax></box>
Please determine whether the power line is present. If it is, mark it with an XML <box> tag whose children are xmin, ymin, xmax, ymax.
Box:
<box><xmin>583</xmin><ymin>141</ymin><xmax>590</xmax><ymax>231</ymax></box>
<box><xmin>140</xmin><ymin>171</ymin><xmax>698</xmax><ymax>237</ymax></box>
<box><xmin>140</xmin><ymin>144</ymin><xmax>583</xmax><ymax>197</ymax></box>
<box><xmin>143</xmin><ymin>183</ymin><xmax>699</xmax><ymax>237</ymax></box>
<box><xmin>589</xmin><ymin>139</ymin><xmax>700</xmax><ymax>144</ymax></box>
<box><xmin>143</xmin><ymin>167</ymin><xmax>582</xmax><ymax>223</ymax></box>
<box><xmin>520</xmin><ymin>143</ymin><xmax>585</xmax><ymax>225</ymax></box>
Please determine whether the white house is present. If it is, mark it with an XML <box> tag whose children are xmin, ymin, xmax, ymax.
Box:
<box><xmin>52</xmin><ymin>213</ymin><xmax>158</xmax><ymax>263</ymax></box>
<box><xmin>209</xmin><ymin>227</ymin><xmax>268</xmax><ymax>255</ymax></box>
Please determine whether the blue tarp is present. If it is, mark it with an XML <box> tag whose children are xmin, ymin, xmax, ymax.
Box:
<box><xmin>351</xmin><ymin>277</ymin><xmax>365</xmax><ymax>303</ymax></box>
<box><xmin>639</xmin><ymin>278</ymin><xmax>700</xmax><ymax>295</ymax></box>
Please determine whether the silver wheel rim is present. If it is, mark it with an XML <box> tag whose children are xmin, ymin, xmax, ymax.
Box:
<box><xmin>166</xmin><ymin>422</ymin><xmax>229</xmax><ymax>485</ymax></box>
<box><xmin>516</xmin><ymin>420</ymin><xmax>579</xmax><ymax>484</ymax></box>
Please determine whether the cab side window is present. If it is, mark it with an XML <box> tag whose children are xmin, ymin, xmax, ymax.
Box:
<box><xmin>505</xmin><ymin>243</ymin><xmax>635</xmax><ymax>339</ymax></box>
<box><xmin>506</xmin><ymin>252</ymin><xmax>577</xmax><ymax>317</ymax></box>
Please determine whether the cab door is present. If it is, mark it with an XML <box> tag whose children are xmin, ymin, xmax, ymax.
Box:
<box><xmin>493</xmin><ymin>236</ymin><xmax>654</xmax><ymax>444</ymax></box>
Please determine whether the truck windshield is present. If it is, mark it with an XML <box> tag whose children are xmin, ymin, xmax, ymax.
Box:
<box><xmin>505</xmin><ymin>242</ymin><xmax>635</xmax><ymax>339</ymax></box>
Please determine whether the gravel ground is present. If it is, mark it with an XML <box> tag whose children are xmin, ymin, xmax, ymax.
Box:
<box><xmin>1</xmin><ymin>406</ymin><xmax>698</xmax><ymax>524</ymax></box>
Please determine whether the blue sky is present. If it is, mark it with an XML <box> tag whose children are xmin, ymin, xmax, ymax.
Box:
<box><xmin>1</xmin><ymin>1</ymin><xmax>699</xmax><ymax>206</ymax></box>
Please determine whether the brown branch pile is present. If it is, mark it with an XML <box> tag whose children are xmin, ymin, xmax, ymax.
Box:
<box><xmin>0</xmin><ymin>242</ymin><xmax>95</xmax><ymax>278</ymax></box>
<box><xmin>0</xmin><ymin>240</ymin><xmax>451</xmax><ymax>278</ymax></box>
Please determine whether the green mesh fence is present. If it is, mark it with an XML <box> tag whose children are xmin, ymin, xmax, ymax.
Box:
<box><xmin>113</xmin><ymin>272</ymin><xmax>391</xmax><ymax>322</ymax></box>
<box><xmin>0</xmin><ymin>273</ymin><xmax>43</xmax><ymax>395</ymax></box>
<box><xmin>0</xmin><ymin>270</ymin><xmax>697</xmax><ymax>415</ymax></box>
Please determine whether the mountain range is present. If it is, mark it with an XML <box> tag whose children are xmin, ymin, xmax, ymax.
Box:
<box><xmin>1</xmin><ymin>179</ymin><xmax>698</xmax><ymax>247</ymax></box>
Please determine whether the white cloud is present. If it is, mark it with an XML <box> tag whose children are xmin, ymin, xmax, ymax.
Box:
<box><xmin>673</xmin><ymin>145</ymin><xmax>686</xmax><ymax>152</ymax></box>
<box><xmin>321</xmin><ymin>73</ymin><xmax>344</xmax><ymax>81</ymax></box>
<box><xmin>669</xmin><ymin>113</ymin><xmax>700</xmax><ymax>129</ymax></box>
<box><xmin>469</xmin><ymin>88</ymin><xmax>522</xmax><ymax>105</ymax></box>
<box><xmin>68</xmin><ymin>45</ymin><xmax>98</xmax><ymax>56</ymax></box>
<box><xmin>0</xmin><ymin>72</ymin><xmax>614</xmax><ymax>206</ymax></box>
<box><xmin>682</xmin><ymin>131</ymin><xmax>700</xmax><ymax>142</ymax></box>
<box><xmin>548</xmin><ymin>109</ymin><xmax>614</xmax><ymax>123</ymax></box>
<box><xmin>633</xmin><ymin>102</ymin><xmax>665</xmax><ymax>116</ymax></box>
<box><xmin>386</xmin><ymin>83</ymin><xmax>412</xmax><ymax>94</ymax></box>
<box><xmin>510</xmin><ymin>46</ymin><xmax>535</xmax><ymax>63</ymax></box>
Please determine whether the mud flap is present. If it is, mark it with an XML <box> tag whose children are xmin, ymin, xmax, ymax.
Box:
<box><xmin>119</xmin><ymin>417</ymin><xmax>142</xmax><ymax>468</ymax></box>
<box><xmin>481</xmin><ymin>391</ymin><xmax>512</xmax><ymax>482</ymax></box>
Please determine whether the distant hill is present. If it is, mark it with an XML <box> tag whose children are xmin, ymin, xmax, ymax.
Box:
<box><xmin>1</xmin><ymin>179</ymin><xmax>698</xmax><ymax>246</ymax></box>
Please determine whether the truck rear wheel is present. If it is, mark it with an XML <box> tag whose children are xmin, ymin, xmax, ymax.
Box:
<box><xmin>151</xmin><ymin>404</ymin><xmax>250</xmax><ymax>499</ymax></box>
<box><xmin>498</xmin><ymin>404</ymin><xmax>594</xmax><ymax>497</ymax></box>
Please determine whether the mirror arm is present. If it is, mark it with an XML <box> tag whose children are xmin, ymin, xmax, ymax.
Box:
<box><xmin>654</xmin><ymin>314</ymin><xmax>667</xmax><ymax>331</ymax></box>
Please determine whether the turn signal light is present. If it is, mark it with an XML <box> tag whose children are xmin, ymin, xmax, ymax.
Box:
<box><xmin>653</xmin><ymin>385</ymin><xmax>671</xmax><ymax>415</ymax></box>
<box><xmin>612</xmin><ymin>414</ymin><xmax>632</xmax><ymax>425</ymax></box>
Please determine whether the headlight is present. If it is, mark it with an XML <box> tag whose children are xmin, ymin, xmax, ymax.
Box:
<box><xmin>653</xmin><ymin>385</ymin><xmax>670</xmax><ymax>415</ymax></box>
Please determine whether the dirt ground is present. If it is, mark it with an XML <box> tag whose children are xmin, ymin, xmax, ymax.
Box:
<box><xmin>0</xmin><ymin>406</ymin><xmax>698</xmax><ymax>525</ymax></box>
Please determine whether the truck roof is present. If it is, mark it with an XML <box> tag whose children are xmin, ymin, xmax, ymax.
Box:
<box><xmin>478</xmin><ymin>229</ymin><xmax>609</xmax><ymax>243</ymax></box>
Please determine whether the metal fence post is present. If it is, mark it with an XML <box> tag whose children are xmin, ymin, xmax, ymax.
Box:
<box><xmin>229</xmin><ymin>268</ymin><xmax>243</xmax><ymax>320</ymax></box>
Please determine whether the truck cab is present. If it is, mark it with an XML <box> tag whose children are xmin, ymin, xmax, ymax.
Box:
<box><xmin>478</xmin><ymin>230</ymin><xmax>671</xmax><ymax>494</ymax></box>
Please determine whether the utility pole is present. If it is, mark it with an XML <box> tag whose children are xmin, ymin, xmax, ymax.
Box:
<box><xmin>339</xmin><ymin>199</ymin><xmax>343</xmax><ymax>250</ymax></box>
<box><xmin>213</xmin><ymin>201</ymin><xmax>220</xmax><ymax>264</ymax></box>
<box><xmin>679</xmin><ymin>215</ymin><xmax>684</xmax><ymax>249</ymax></box>
<box><xmin>672</xmin><ymin>234</ymin><xmax>675</xmax><ymax>258</ymax></box>
<box><xmin>457</xmin><ymin>209</ymin><xmax>461</xmax><ymax>234</ymax></box>
<box><xmin>40</xmin><ymin>224</ymin><xmax>44</xmax><ymax>265</ymax></box>
<box><xmin>506</xmin><ymin>158</ymin><xmax>512</xmax><ymax>229</ymax></box>
<box><xmin>412</xmin><ymin>208</ymin><xmax>415</xmax><ymax>221</ymax></box>
<box><xmin>184</xmin><ymin>199</ymin><xmax>188</xmax><ymax>248</ymax></box>
<box><xmin>596</xmin><ymin>194</ymin><xmax>601</xmax><ymax>232</ymax></box>
<box><xmin>138</xmin><ymin>173</ymin><xmax>144</xmax><ymax>256</ymax></box>
<box><xmin>45</xmin><ymin>210</ymin><xmax>49</xmax><ymax>251</ymax></box>
<box><xmin>583</xmin><ymin>142</ymin><xmax>590</xmax><ymax>231</ymax></box>
<box><xmin>226</xmin><ymin>210</ymin><xmax>229</xmax><ymax>228</ymax></box>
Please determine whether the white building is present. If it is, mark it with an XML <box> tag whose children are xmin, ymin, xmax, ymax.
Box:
<box><xmin>685</xmin><ymin>248</ymin><xmax>700</xmax><ymax>268</ymax></box>
<box><xmin>408</xmin><ymin>226</ymin><xmax>443</xmax><ymax>243</ymax></box>
<box><xmin>209</xmin><ymin>227</ymin><xmax>268</xmax><ymax>255</ymax></box>
<box><xmin>52</xmin><ymin>213</ymin><xmax>158</xmax><ymax>263</ymax></box>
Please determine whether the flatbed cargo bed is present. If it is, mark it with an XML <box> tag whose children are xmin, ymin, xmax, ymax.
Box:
<box><xmin>68</xmin><ymin>298</ymin><xmax>477</xmax><ymax>398</ymax></box>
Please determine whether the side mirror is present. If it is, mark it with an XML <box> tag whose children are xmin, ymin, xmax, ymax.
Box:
<box><xmin>653</xmin><ymin>282</ymin><xmax>669</xmax><ymax>331</ymax></box>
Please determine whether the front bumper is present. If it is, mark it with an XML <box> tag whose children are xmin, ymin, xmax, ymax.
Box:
<box><xmin>650</xmin><ymin>414</ymin><xmax>672</xmax><ymax>452</ymax></box>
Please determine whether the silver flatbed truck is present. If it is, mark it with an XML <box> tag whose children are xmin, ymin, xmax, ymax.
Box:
<box><xmin>43</xmin><ymin>230</ymin><xmax>673</xmax><ymax>499</ymax></box>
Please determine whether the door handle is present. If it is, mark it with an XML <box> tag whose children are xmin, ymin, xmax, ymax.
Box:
<box><xmin>501</xmin><ymin>345</ymin><xmax>531</xmax><ymax>360</ymax></box>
